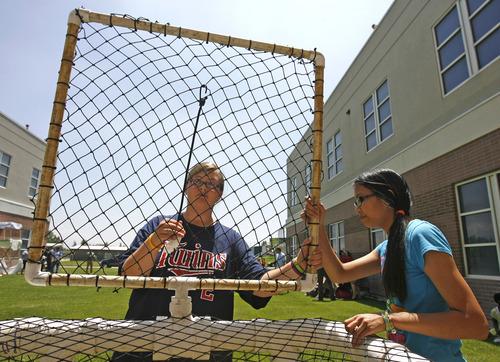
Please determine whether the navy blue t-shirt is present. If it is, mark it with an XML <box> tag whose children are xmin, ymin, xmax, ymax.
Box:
<box><xmin>122</xmin><ymin>214</ymin><xmax>270</xmax><ymax>321</ymax></box>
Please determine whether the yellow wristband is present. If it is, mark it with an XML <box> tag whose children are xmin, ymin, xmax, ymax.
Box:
<box><xmin>293</xmin><ymin>257</ymin><xmax>306</xmax><ymax>274</ymax></box>
<box><xmin>147</xmin><ymin>234</ymin><xmax>163</xmax><ymax>251</ymax></box>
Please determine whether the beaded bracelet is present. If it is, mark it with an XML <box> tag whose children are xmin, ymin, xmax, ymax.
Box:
<box><xmin>381</xmin><ymin>310</ymin><xmax>397</xmax><ymax>334</ymax></box>
<box><xmin>147</xmin><ymin>234</ymin><xmax>163</xmax><ymax>251</ymax></box>
<box><xmin>290</xmin><ymin>257</ymin><xmax>306</xmax><ymax>276</ymax></box>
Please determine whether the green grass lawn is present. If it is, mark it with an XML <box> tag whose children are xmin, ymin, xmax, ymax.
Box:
<box><xmin>1</xmin><ymin>274</ymin><xmax>498</xmax><ymax>360</ymax></box>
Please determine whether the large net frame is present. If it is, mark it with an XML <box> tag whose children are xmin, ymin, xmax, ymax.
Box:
<box><xmin>1</xmin><ymin>9</ymin><xmax>428</xmax><ymax>360</ymax></box>
<box><xmin>25</xmin><ymin>8</ymin><xmax>323</xmax><ymax>294</ymax></box>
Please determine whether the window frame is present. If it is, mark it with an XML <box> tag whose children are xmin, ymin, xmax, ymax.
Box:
<box><xmin>433</xmin><ymin>0</ymin><xmax>500</xmax><ymax>96</ymax></box>
<box><xmin>22</xmin><ymin>229</ymin><xmax>31</xmax><ymax>250</ymax></box>
<box><xmin>29</xmin><ymin>167</ymin><xmax>41</xmax><ymax>198</ymax></box>
<box><xmin>329</xmin><ymin>221</ymin><xmax>345</xmax><ymax>255</ymax></box>
<box><xmin>290</xmin><ymin>235</ymin><xmax>298</xmax><ymax>258</ymax></box>
<box><xmin>371</xmin><ymin>228</ymin><xmax>388</xmax><ymax>249</ymax></box>
<box><xmin>290</xmin><ymin>177</ymin><xmax>298</xmax><ymax>206</ymax></box>
<box><xmin>327</xmin><ymin>131</ymin><xmax>342</xmax><ymax>180</ymax></box>
<box><xmin>0</xmin><ymin>151</ymin><xmax>12</xmax><ymax>188</ymax></box>
<box><xmin>455</xmin><ymin>170</ymin><xmax>500</xmax><ymax>279</ymax></box>
<box><xmin>362</xmin><ymin>79</ymin><xmax>393</xmax><ymax>152</ymax></box>
<box><xmin>305</xmin><ymin>162</ymin><xmax>312</xmax><ymax>195</ymax></box>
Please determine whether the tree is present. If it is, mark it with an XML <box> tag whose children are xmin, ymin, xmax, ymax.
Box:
<box><xmin>269</xmin><ymin>237</ymin><xmax>285</xmax><ymax>248</ymax></box>
<box><xmin>46</xmin><ymin>231</ymin><xmax>62</xmax><ymax>245</ymax></box>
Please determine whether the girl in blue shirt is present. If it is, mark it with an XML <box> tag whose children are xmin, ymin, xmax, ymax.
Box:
<box><xmin>303</xmin><ymin>168</ymin><xmax>488</xmax><ymax>361</ymax></box>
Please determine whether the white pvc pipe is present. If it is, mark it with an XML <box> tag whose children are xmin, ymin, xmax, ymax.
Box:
<box><xmin>24</xmin><ymin>262</ymin><xmax>48</xmax><ymax>286</ymax></box>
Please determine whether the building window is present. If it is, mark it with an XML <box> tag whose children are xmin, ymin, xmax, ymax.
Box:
<box><xmin>29</xmin><ymin>168</ymin><xmax>41</xmax><ymax>198</ymax></box>
<box><xmin>305</xmin><ymin>162</ymin><xmax>312</xmax><ymax>195</ymax></box>
<box><xmin>290</xmin><ymin>177</ymin><xmax>298</xmax><ymax>206</ymax></box>
<box><xmin>290</xmin><ymin>235</ymin><xmax>298</xmax><ymax>258</ymax></box>
<box><xmin>434</xmin><ymin>0</ymin><xmax>500</xmax><ymax>94</ymax></box>
<box><xmin>456</xmin><ymin>171</ymin><xmax>500</xmax><ymax>277</ymax></box>
<box><xmin>363</xmin><ymin>80</ymin><xmax>393</xmax><ymax>152</ymax></box>
<box><xmin>0</xmin><ymin>151</ymin><xmax>12</xmax><ymax>188</ymax></box>
<box><xmin>329</xmin><ymin>221</ymin><xmax>345</xmax><ymax>255</ymax></box>
<box><xmin>371</xmin><ymin>228</ymin><xmax>388</xmax><ymax>249</ymax></box>
<box><xmin>22</xmin><ymin>229</ymin><xmax>31</xmax><ymax>250</ymax></box>
<box><xmin>327</xmin><ymin>131</ymin><xmax>342</xmax><ymax>179</ymax></box>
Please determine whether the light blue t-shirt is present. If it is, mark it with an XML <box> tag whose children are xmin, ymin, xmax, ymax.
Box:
<box><xmin>376</xmin><ymin>219</ymin><xmax>465</xmax><ymax>361</ymax></box>
<box><xmin>275</xmin><ymin>252</ymin><xmax>286</xmax><ymax>268</ymax></box>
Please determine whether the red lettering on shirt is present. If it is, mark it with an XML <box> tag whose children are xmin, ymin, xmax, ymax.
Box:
<box><xmin>201</xmin><ymin>289</ymin><xmax>214</xmax><ymax>301</ymax></box>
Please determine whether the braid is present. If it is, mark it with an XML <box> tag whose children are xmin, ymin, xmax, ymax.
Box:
<box><xmin>355</xmin><ymin>168</ymin><xmax>412</xmax><ymax>302</ymax></box>
<box><xmin>383</xmin><ymin>213</ymin><xmax>408</xmax><ymax>301</ymax></box>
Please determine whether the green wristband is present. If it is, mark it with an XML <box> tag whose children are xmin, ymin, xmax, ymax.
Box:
<box><xmin>381</xmin><ymin>310</ymin><xmax>396</xmax><ymax>334</ymax></box>
<box><xmin>293</xmin><ymin>257</ymin><xmax>306</xmax><ymax>274</ymax></box>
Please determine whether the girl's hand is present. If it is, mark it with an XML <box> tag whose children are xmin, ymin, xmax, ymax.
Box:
<box><xmin>302</xmin><ymin>196</ymin><xmax>326</xmax><ymax>225</ymax></box>
<box><xmin>295</xmin><ymin>237</ymin><xmax>313</xmax><ymax>265</ymax></box>
<box><xmin>306</xmin><ymin>241</ymin><xmax>323</xmax><ymax>270</ymax></box>
<box><xmin>344</xmin><ymin>313</ymin><xmax>386</xmax><ymax>347</ymax></box>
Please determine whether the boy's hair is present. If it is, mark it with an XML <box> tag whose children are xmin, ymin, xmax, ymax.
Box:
<box><xmin>186</xmin><ymin>162</ymin><xmax>225</xmax><ymax>192</ymax></box>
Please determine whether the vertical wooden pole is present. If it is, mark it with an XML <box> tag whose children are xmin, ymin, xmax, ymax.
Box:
<box><xmin>307</xmin><ymin>55</ymin><xmax>325</xmax><ymax>273</ymax></box>
<box><xmin>28</xmin><ymin>17</ymin><xmax>81</xmax><ymax>265</ymax></box>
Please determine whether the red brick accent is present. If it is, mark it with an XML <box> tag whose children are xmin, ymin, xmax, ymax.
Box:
<box><xmin>403</xmin><ymin>129</ymin><xmax>500</xmax><ymax>313</ymax></box>
<box><xmin>0</xmin><ymin>211</ymin><xmax>34</xmax><ymax>239</ymax></box>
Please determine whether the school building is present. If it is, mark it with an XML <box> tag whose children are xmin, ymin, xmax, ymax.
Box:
<box><xmin>286</xmin><ymin>0</ymin><xmax>500</xmax><ymax>318</ymax></box>
<box><xmin>0</xmin><ymin>111</ymin><xmax>46</xmax><ymax>251</ymax></box>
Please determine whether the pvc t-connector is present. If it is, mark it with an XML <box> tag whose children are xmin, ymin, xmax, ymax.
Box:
<box><xmin>299</xmin><ymin>273</ymin><xmax>317</xmax><ymax>293</ymax></box>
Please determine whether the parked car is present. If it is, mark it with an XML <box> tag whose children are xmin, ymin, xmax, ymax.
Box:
<box><xmin>99</xmin><ymin>256</ymin><xmax>122</xmax><ymax>268</ymax></box>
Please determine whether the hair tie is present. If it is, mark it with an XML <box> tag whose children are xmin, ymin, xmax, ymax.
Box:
<box><xmin>396</xmin><ymin>210</ymin><xmax>405</xmax><ymax>216</ymax></box>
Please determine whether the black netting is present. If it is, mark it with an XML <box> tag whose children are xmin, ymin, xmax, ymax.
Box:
<box><xmin>43</xmin><ymin>15</ymin><xmax>315</xmax><ymax>275</ymax></box>
<box><xmin>0</xmin><ymin>317</ymin><xmax>429</xmax><ymax>361</ymax></box>
<box><xmin>12</xmin><ymin>10</ymin><xmax>428</xmax><ymax>361</ymax></box>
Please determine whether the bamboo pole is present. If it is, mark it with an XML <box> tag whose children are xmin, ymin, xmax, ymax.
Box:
<box><xmin>306</xmin><ymin>58</ymin><xmax>325</xmax><ymax>273</ymax></box>
<box><xmin>46</xmin><ymin>274</ymin><xmax>300</xmax><ymax>292</ymax></box>
<box><xmin>75</xmin><ymin>8</ymin><xmax>324</xmax><ymax>64</ymax></box>
<box><xmin>27</xmin><ymin>15</ymin><xmax>82</xmax><ymax>267</ymax></box>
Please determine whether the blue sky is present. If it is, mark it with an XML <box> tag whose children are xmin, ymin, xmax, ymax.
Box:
<box><xmin>1</xmin><ymin>1</ymin><xmax>393</xmax><ymax>248</ymax></box>
<box><xmin>0</xmin><ymin>0</ymin><xmax>393</xmax><ymax>140</ymax></box>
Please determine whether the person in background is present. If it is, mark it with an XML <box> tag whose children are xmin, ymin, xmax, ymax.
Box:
<box><xmin>51</xmin><ymin>247</ymin><xmax>62</xmax><ymax>273</ymax></box>
<box><xmin>303</xmin><ymin>168</ymin><xmax>488</xmax><ymax>361</ymax></box>
<box><xmin>340</xmin><ymin>250</ymin><xmax>360</xmax><ymax>300</ymax></box>
<box><xmin>490</xmin><ymin>292</ymin><xmax>500</xmax><ymax>343</ymax></box>
<box><xmin>317</xmin><ymin>267</ymin><xmax>336</xmax><ymax>301</ymax></box>
<box><xmin>259</xmin><ymin>257</ymin><xmax>266</xmax><ymax>267</ymax></box>
<box><xmin>275</xmin><ymin>247</ymin><xmax>286</xmax><ymax>268</ymax></box>
<box><xmin>21</xmin><ymin>249</ymin><xmax>29</xmax><ymax>273</ymax></box>
<box><xmin>86</xmin><ymin>251</ymin><xmax>95</xmax><ymax>273</ymax></box>
<box><xmin>45</xmin><ymin>248</ymin><xmax>52</xmax><ymax>273</ymax></box>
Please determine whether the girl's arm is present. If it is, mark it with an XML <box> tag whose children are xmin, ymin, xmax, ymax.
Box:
<box><xmin>256</xmin><ymin>238</ymin><xmax>312</xmax><ymax>297</ymax></box>
<box><xmin>303</xmin><ymin>196</ymin><xmax>380</xmax><ymax>283</ymax></box>
<box><xmin>345</xmin><ymin>251</ymin><xmax>489</xmax><ymax>344</ymax></box>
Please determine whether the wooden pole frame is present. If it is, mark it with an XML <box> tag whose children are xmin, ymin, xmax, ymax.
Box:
<box><xmin>26</xmin><ymin>8</ymin><xmax>324</xmax><ymax>291</ymax></box>
<box><xmin>28</xmin><ymin>17</ymin><xmax>81</xmax><ymax>265</ymax></box>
